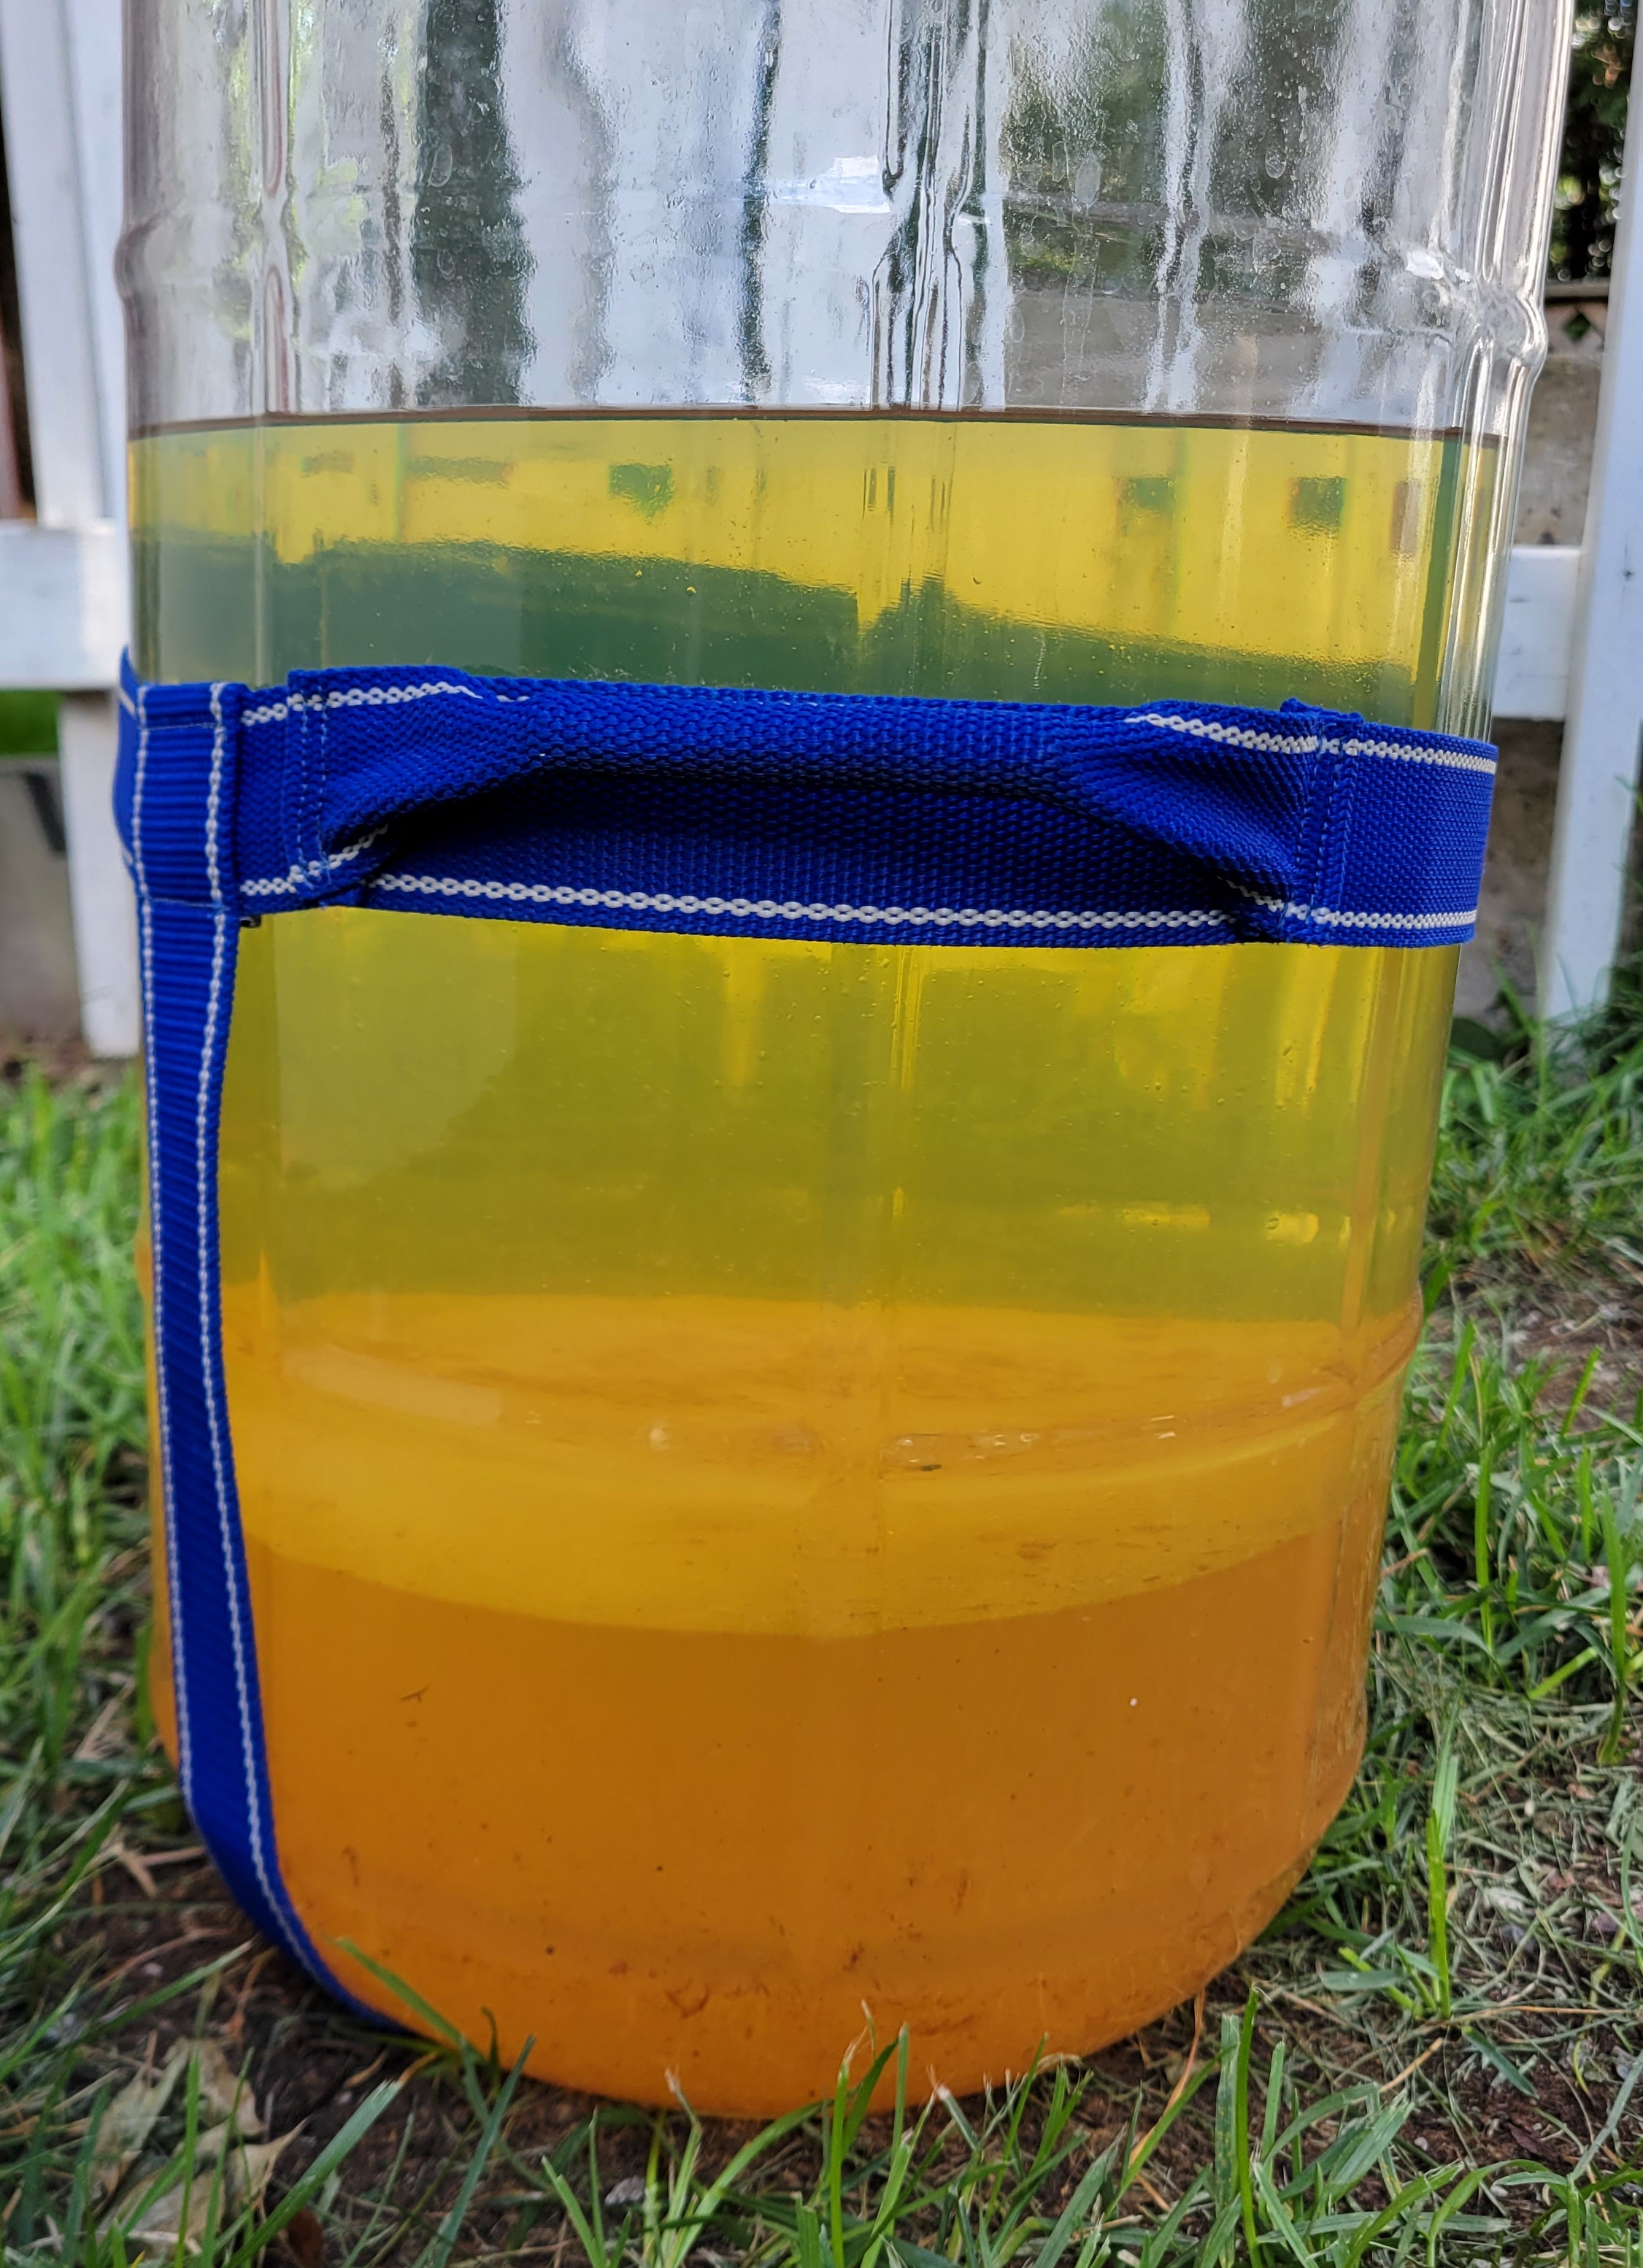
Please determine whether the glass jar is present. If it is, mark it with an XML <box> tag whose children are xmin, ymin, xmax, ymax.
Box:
<box><xmin>123</xmin><ymin>0</ymin><xmax>1570</xmax><ymax>2110</ymax></box>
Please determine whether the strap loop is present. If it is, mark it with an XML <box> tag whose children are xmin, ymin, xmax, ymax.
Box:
<box><xmin>119</xmin><ymin>658</ymin><xmax>1496</xmax><ymax>950</ymax></box>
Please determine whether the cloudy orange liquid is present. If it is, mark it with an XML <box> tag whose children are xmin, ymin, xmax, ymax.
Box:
<box><xmin>135</xmin><ymin>413</ymin><xmax>1468</xmax><ymax>2108</ymax></box>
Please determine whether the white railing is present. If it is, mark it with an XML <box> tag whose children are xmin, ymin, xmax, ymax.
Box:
<box><xmin>0</xmin><ymin>0</ymin><xmax>133</xmax><ymax>1056</ymax></box>
<box><xmin>0</xmin><ymin>0</ymin><xmax>1636</xmax><ymax>1048</ymax></box>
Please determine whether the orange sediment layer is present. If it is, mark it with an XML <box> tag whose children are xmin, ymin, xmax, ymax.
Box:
<box><xmin>218</xmin><ymin>1288</ymin><xmax>1420</xmax><ymax>1634</ymax></box>
<box><xmin>244</xmin><ymin>1480</ymin><xmax>1386</xmax><ymax>2110</ymax></box>
<box><xmin>142</xmin><ymin>1285</ymin><xmax>1412</xmax><ymax>2110</ymax></box>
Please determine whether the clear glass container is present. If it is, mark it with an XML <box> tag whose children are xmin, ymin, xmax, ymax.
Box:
<box><xmin>125</xmin><ymin>0</ymin><xmax>1571</xmax><ymax>2110</ymax></box>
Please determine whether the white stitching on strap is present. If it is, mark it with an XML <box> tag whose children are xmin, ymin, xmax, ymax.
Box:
<box><xmin>238</xmin><ymin>683</ymin><xmax>1496</xmax><ymax>773</ymax></box>
<box><xmin>239</xmin><ymin>831</ymin><xmax>380</xmax><ymax>898</ymax></box>
<box><xmin>199</xmin><ymin>690</ymin><xmax>278</xmax><ymax>1934</ymax></box>
<box><xmin>325</xmin><ymin>680</ymin><xmax>482</xmax><ymax>710</ymax></box>
<box><xmin>242</xmin><ymin>678</ymin><xmax>483</xmax><ymax>729</ymax></box>
<box><xmin>373</xmin><ymin>874</ymin><xmax>1231</xmax><ymax>931</ymax></box>
<box><xmin>132</xmin><ymin>685</ymin><xmax>190</xmax><ymax>1796</ymax></box>
<box><xmin>367</xmin><ymin>871</ymin><xmax>1477</xmax><ymax>937</ymax></box>
<box><xmin>1125</xmin><ymin>710</ymin><xmax>1496</xmax><ymax>777</ymax></box>
<box><xmin>1337</xmin><ymin>737</ymin><xmax>1497</xmax><ymax>777</ymax></box>
<box><xmin>1125</xmin><ymin>712</ymin><xmax>1320</xmax><ymax>756</ymax></box>
<box><xmin>1247</xmin><ymin>896</ymin><xmax>1480</xmax><ymax>933</ymax></box>
<box><xmin>193</xmin><ymin>690</ymin><xmax>315</xmax><ymax>1971</ymax></box>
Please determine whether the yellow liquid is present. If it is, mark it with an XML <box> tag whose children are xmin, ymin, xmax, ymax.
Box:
<box><xmin>135</xmin><ymin>413</ymin><xmax>1469</xmax><ymax>2110</ymax></box>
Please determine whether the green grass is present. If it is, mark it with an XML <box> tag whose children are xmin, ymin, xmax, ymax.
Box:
<box><xmin>2</xmin><ymin>996</ymin><xmax>1642</xmax><ymax>2268</ymax></box>
<box><xmin>0</xmin><ymin>692</ymin><xmax>58</xmax><ymax>760</ymax></box>
<box><xmin>1434</xmin><ymin>983</ymin><xmax>1643</xmax><ymax>1300</ymax></box>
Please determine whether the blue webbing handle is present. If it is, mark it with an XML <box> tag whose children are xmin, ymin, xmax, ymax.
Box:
<box><xmin>121</xmin><ymin>656</ymin><xmax>1498</xmax><ymax>948</ymax></box>
<box><xmin>288</xmin><ymin>669</ymin><xmax>1489</xmax><ymax>927</ymax></box>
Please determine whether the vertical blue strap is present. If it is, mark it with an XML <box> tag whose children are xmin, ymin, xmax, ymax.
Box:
<box><xmin>129</xmin><ymin>678</ymin><xmax>367</xmax><ymax>2004</ymax></box>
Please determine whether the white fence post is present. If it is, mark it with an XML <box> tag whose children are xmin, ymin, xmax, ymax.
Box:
<box><xmin>1537</xmin><ymin>82</ymin><xmax>1643</xmax><ymax>1020</ymax></box>
<box><xmin>0</xmin><ymin>0</ymin><xmax>136</xmax><ymax>1056</ymax></box>
<box><xmin>58</xmin><ymin>693</ymin><xmax>138</xmax><ymax>1057</ymax></box>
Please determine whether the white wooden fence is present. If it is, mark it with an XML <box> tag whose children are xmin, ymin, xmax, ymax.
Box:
<box><xmin>0</xmin><ymin>0</ymin><xmax>131</xmax><ymax>1056</ymax></box>
<box><xmin>0</xmin><ymin>0</ymin><xmax>1639</xmax><ymax>1050</ymax></box>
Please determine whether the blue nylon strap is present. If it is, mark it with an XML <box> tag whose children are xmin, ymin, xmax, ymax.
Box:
<box><xmin>125</xmin><ymin>678</ymin><xmax>371</xmax><ymax>2006</ymax></box>
<box><xmin>120</xmin><ymin>657</ymin><xmax>1497</xmax><ymax>950</ymax></box>
<box><xmin>116</xmin><ymin>653</ymin><xmax>1493</xmax><ymax>1983</ymax></box>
